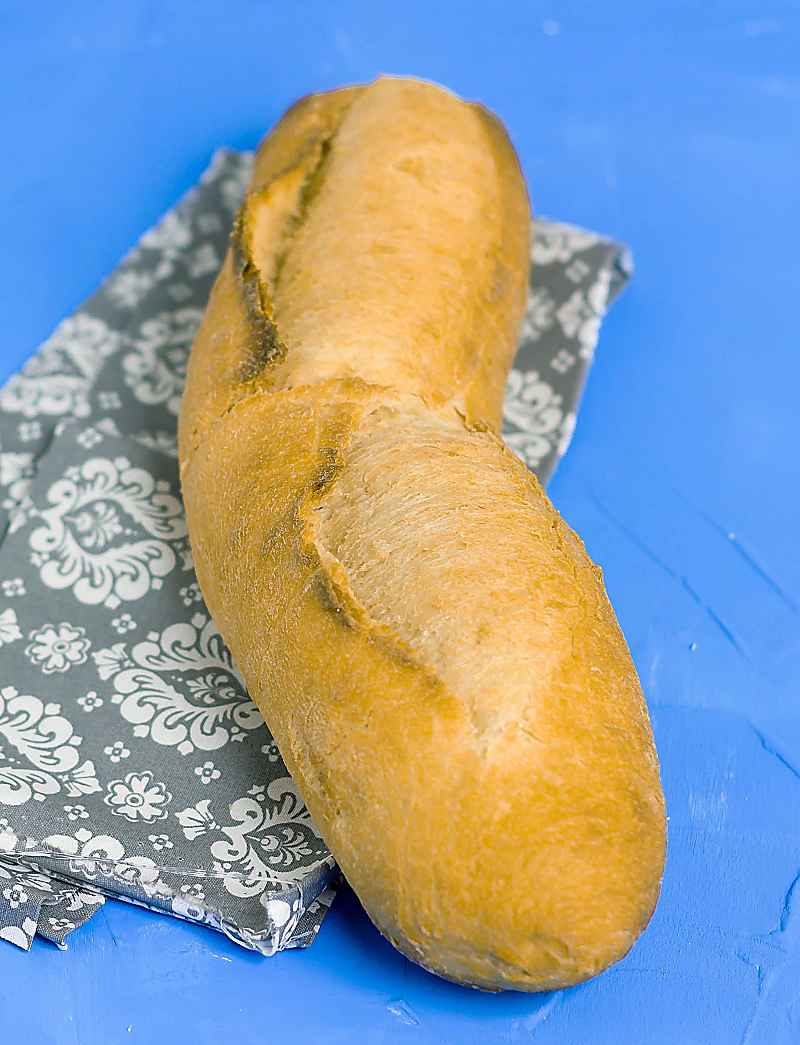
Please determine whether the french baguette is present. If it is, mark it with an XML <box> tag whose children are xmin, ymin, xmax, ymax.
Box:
<box><xmin>179</xmin><ymin>75</ymin><xmax>666</xmax><ymax>991</ymax></box>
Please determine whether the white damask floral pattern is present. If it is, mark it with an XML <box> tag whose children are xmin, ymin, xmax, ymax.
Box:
<box><xmin>104</xmin><ymin>740</ymin><xmax>130</xmax><ymax>763</ymax></box>
<box><xmin>519</xmin><ymin>287</ymin><xmax>556</xmax><ymax>342</ymax></box>
<box><xmin>108</xmin><ymin>270</ymin><xmax>156</xmax><ymax>310</ymax></box>
<box><xmin>556</xmin><ymin>265</ymin><xmax>613</xmax><ymax>359</ymax></box>
<box><xmin>0</xmin><ymin>920</ymin><xmax>38</xmax><ymax>949</ymax></box>
<box><xmin>105</xmin><ymin>770</ymin><xmax>172</xmax><ymax>823</ymax></box>
<box><xmin>128</xmin><ymin>210</ymin><xmax>194</xmax><ymax>287</ymax></box>
<box><xmin>176</xmin><ymin>776</ymin><xmax>328</xmax><ymax>897</ymax></box>
<box><xmin>28</xmin><ymin>454</ymin><xmax>185</xmax><ymax>607</ymax></box>
<box><xmin>140</xmin><ymin>210</ymin><xmax>192</xmax><ymax>255</ymax></box>
<box><xmin>131</xmin><ymin>430</ymin><xmax>178</xmax><ymax>458</ymax></box>
<box><xmin>2</xmin><ymin>885</ymin><xmax>29</xmax><ymax>909</ymax></box>
<box><xmin>103</xmin><ymin>613</ymin><xmax>263</xmax><ymax>754</ymax></box>
<box><xmin>24</xmin><ymin>622</ymin><xmax>90</xmax><ymax>674</ymax></box>
<box><xmin>93</xmin><ymin>642</ymin><xmax>133</xmax><ymax>680</ymax></box>
<box><xmin>42</xmin><ymin>828</ymin><xmax>165</xmax><ymax>898</ymax></box>
<box><xmin>64</xmin><ymin>804</ymin><xmax>89</xmax><ymax>822</ymax></box>
<box><xmin>111</xmin><ymin>613</ymin><xmax>136</xmax><ymax>634</ymax></box>
<box><xmin>122</xmin><ymin>308</ymin><xmax>202</xmax><ymax>416</ymax></box>
<box><xmin>0</xmin><ymin>608</ymin><xmax>22</xmax><ymax>646</ymax></box>
<box><xmin>16</xmin><ymin>421</ymin><xmax>42</xmax><ymax>443</ymax></box>
<box><xmin>0</xmin><ymin>858</ymin><xmax>55</xmax><ymax>894</ymax></box>
<box><xmin>0</xmin><ymin>451</ymin><xmax>34</xmax><ymax>488</ymax></box>
<box><xmin>0</xmin><ymin>821</ymin><xmax>16</xmax><ymax>853</ymax></box>
<box><xmin>0</xmin><ymin>686</ymin><xmax>100</xmax><ymax>806</ymax></box>
<box><xmin>186</xmin><ymin>243</ymin><xmax>219</xmax><ymax>279</ymax></box>
<box><xmin>503</xmin><ymin>369</ymin><xmax>569</xmax><ymax>469</ymax></box>
<box><xmin>77</xmin><ymin>690</ymin><xmax>103</xmax><ymax>712</ymax></box>
<box><xmin>217</xmin><ymin>151</ymin><xmax>254</xmax><ymax>215</ymax></box>
<box><xmin>195</xmin><ymin>760</ymin><xmax>221</xmax><ymax>784</ymax></box>
<box><xmin>532</xmin><ymin>221</ymin><xmax>597</xmax><ymax>265</ymax></box>
<box><xmin>0</xmin><ymin>315</ymin><xmax>121</xmax><ymax>420</ymax></box>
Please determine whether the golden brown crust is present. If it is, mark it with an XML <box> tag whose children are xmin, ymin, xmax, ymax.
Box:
<box><xmin>179</xmin><ymin>76</ymin><xmax>665</xmax><ymax>992</ymax></box>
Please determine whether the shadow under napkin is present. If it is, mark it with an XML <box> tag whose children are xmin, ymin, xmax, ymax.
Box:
<box><xmin>0</xmin><ymin>149</ymin><xmax>630</xmax><ymax>953</ymax></box>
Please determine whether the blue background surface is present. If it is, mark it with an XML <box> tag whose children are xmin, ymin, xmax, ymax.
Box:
<box><xmin>2</xmin><ymin>2</ymin><xmax>799</xmax><ymax>1041</ymax></box>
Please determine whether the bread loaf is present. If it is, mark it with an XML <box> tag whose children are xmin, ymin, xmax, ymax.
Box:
<box><xmin>179</xmin><ymin>75</ymin><xmax>666</xmax><ymax>991</ymax></box>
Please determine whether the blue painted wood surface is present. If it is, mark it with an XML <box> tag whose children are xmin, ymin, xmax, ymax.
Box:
<box><xmin>1</xmin><ymin>3</ymin><xmax>799</xmax><ymax>1041</ymax></box>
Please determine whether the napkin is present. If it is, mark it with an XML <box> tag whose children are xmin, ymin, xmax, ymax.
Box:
<box><xmin>0</xmin><ymin>149</ymin><xmax>631</xmax><ymax>953</ymax></box>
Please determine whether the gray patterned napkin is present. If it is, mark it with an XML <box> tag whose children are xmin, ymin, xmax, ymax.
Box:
<box><xmin>0</xmin><ymin>149</ymin><xmax>631</xmax><ymax>953</ymax></box>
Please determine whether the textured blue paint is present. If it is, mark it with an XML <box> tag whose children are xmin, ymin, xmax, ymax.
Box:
<box><xmin>2</xmin><ymin>2</ymin><xmax>799</xmax><ymax>1041</ymax></box>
